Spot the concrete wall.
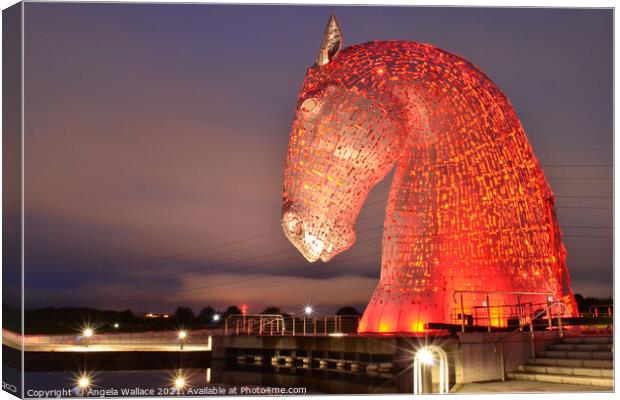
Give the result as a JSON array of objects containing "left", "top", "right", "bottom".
[
  {"left": 220, "top": 335, "right": 401, "bottom": 355},
  {"left": 455, "top": 331, "right": 559, "bottom": 383},
  {"left": 218, "top": 331, "right": 562, "bottom": 386}
]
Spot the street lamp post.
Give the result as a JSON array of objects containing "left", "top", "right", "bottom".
[
  {"left": 178, "top": 330, "right": 187, "bottom": 350},
  {"left": 304, "top": 306, "right": 313, "bottom": 336},
  {"left": 82, "top": 328, "right": 93, "bottom": 347}
]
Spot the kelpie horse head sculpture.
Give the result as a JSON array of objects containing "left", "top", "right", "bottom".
[{"left": 282, "top": 16, "right": 577, "bottom": 333}]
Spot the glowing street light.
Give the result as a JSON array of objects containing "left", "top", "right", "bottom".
[
  {"left": 113, "top": 323, "right": 120, "bottom": 329},
  {"left": 212, "top": 314, "right": 220, "bottom": 322},
  {"left": 82, "top": 327, "right": 94, "bottom": 347},
  {"left": 416, "top": 347, "right": 435, "bottom": 365},
  {"left": 413, "top": 345, "right": 449, "bottom": 394},
  {"left": 304, "top": 306, "right": 313, "bottom": 316},
  {"left": 178, "top": 330, "right": 187, "bottom": 349}
]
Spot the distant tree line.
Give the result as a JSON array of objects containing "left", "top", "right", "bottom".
[
  {"left": 573, "top": 293, "right": 613, "bottom": 314},
  {"left": 19, "top": 304, "right": 361, "bottom": 334}
]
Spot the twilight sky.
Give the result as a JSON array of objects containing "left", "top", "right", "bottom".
[{"left": 21, "top": 4, "right": 612, "bottom": 314}]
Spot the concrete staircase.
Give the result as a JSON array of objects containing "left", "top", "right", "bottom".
[{"left": 507, "top": 335, "right": 613, "bottom": 388}]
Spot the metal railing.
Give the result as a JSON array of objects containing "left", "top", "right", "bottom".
[
  {"left": 452, "top": 290, "right": 556, "bottom": 332},
  {"left": 224, "top": 314, "right": 286, "bottom": 335},
  {"left": 493, "top": 301, "right": 567, "bottom": 381},
  {"left": 224, "top": 314, "right": 359, "bottom": 336},
  {"left": 288, "top": 316, "right": 358, "bottom": 335},
  {"left": 589, "top": 304, "right": 613, "bottom": 317}
]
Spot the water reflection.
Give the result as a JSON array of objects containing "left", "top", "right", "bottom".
[{"left": 24, "top": 360, "right": 405, "bottom": 395}]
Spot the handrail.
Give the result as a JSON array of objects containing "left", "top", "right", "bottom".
[
  {"left": 494, "top": 301, "right": 567, "bottom": 381},
  {"left": 227, "top": 314, "right": 284, "bottom": 318},
  {"left": 452, "top": 290, "right": 555, "bottom": 303},
  {"left": 495, "top": 301, "right": 566, "bottom": 346},
  {"left": 453, "top": 290, "right": 556, "bottom": 332}
]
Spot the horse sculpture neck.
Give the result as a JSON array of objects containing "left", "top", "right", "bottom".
[{"left": 358, "top": 42, "right": 576, "bottom": 333}]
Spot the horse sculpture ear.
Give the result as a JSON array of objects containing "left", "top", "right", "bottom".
[{"left": 316, "top": 15, "right": 343, "bottom": 67}]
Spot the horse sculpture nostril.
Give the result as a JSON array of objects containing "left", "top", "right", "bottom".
[{"left": 284, "top": 213, "right": 303, "bottom": 237}]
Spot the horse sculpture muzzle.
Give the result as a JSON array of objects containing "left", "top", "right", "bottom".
[{"left": 281, "top": 199, "right": 355, "bottom": 262}]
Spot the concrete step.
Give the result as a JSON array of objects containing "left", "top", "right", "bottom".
[
  {"left": 537, "top": 350, "right": 613, "bottom": 360},
  {"left": 518, "top": 364, "right": 613, "bottom": 378},
  {"left": 563, "top": 336, "right": 613, "bottom": 345},
  {"left": 507, "top": 372, "right": 613, "bottom": 388},
  {"left": 528, "top": 357, "right": 612, "bottom": 369},
  {"left": 548, "top": 343, "right": 612, "bottom": 352}
]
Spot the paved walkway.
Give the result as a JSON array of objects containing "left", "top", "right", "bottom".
[{"left": 454, "top": 380, "right": 611, "bottom": 393}]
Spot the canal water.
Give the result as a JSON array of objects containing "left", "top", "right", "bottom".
[{"left": 18, "top": 358, "right": 406, "bottom": 396}]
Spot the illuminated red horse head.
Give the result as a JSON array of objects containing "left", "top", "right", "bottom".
[{"left": 282, "top": 16, "right": 577, "bottom": 333}]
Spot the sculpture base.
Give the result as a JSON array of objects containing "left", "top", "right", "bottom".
[{"left": 358, "top": 284, "right": 449, "bottom": 333}]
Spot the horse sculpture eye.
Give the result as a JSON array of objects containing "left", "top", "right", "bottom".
[{"left": 301, "top": 98, "right": 317, "bottom": 112}]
